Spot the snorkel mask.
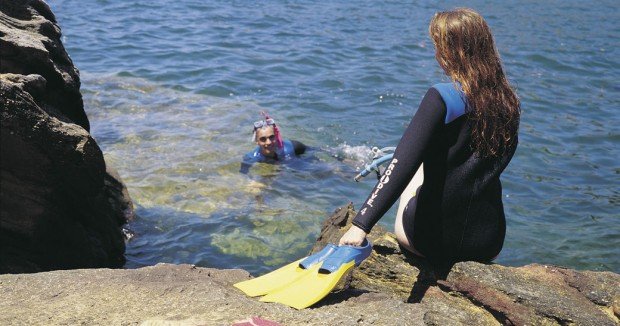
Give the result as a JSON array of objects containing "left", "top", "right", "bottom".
[{"left": 252, "top": 111, "right": 284, "bottom": 149}]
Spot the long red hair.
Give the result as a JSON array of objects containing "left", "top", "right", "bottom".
[{"left": 430, "top": 8, "right": 520, "bottom": 157}]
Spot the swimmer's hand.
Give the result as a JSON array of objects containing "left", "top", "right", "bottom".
[{"left": 339, "top": 225, "right": 367, "bottom": 246}]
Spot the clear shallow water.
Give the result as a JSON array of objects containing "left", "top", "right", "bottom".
[{"left": 50, "top": 0, "right": 619, "bottom": 274}]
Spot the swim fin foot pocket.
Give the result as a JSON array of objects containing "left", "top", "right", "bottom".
[{"left": 233, "top": 240, "right": 372, "bottom": 309}]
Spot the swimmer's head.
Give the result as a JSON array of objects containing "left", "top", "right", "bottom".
[{"left": 252, "top": 111, "right": 283, "bottom": 157}]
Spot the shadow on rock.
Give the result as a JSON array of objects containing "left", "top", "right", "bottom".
[{"left": 307, "top": 203, "right": 620, "bottom": 325}]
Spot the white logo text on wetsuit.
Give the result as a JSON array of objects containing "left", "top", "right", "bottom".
[{"left": 360, "top": 158, "right": 398, "bottom": 215}]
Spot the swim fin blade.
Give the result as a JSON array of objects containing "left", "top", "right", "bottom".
[
  {"left": 259, "top": 260, "right": 356, "bottom": 309},
  {"left": 259, "top": 240, "right": 372, "bottom": 309},
  {"left": 234, "top": 258, "right": 306, "bottom": 297},
  {"left": 234, "top": 244, "right": 337, "bottom": 297}
]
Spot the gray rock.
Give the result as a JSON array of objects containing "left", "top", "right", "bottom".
[
  {"left": 1, "top": 204, "right": 616, "bottom": 325},
  {"left": 317, "top": 203, "right": 620, "bottom": 325},
  {"left": 0, "top": 0, "right": 134, "bottom": 273},
  {"left": 442, "top": 262, "right": 619, "bottom": 326},
  {"left": 0, "top": 0, "right": 87, "bottom": 128},
  {"left": 0, "top": 263, "right": 427, "bottom": 326}
]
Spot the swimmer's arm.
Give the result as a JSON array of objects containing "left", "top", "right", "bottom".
[
  {"left": 291, "top": 140, "right": 307, "bottom": 156},
  {"left": 351, "top": 87, "right": 447, "bottom": 233},
  {"left": 239, "top": 153, "right": 257, "bottom": 174},
  {"left": 239, "top": 161, "right": 252, "bottom": 174}
]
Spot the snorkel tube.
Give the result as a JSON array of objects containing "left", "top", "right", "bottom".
[{"left": 354, "top": 147, "right": 396, "bottom": 182}]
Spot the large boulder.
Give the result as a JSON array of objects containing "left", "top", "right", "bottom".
[{"left": 0, "top": 0, "right": 134, "bottom": 273}]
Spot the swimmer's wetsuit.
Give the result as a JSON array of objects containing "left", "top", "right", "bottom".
[
  {"left": 239, "top": 139, "right": 307, "bottom": 174},
  {"left": 352, "top": 83, "right": 518, "bottom": 264}
]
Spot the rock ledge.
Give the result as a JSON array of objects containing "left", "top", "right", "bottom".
[{"left": 1, "top": 204, "right": 618, "bottom": 325}]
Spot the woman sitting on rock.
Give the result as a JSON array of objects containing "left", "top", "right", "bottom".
[
  {"left": 339, "top": 8, "right": 521, "bottom": 266},
  {"left": 240, "top": 112, "right": 307, "bottom": 174}
]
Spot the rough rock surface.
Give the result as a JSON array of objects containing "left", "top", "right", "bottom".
[
  {"left": 0, "top": 264, "right": 426, "bottom": 326},
  {"left": 1, "top": 204, "right": 617, "bottom": 325},
  {"left": 0, "top": 0, "right": 134, "bottom": 273},
  {"left": 312, "top": 204, "right": 620, "bottom": 325}
]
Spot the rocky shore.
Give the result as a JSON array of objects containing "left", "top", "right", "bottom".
[
  {"left": 1, "top": 204, "right": 618, "bottom": 325},
  {"left": 1, "top": 1, "right": 618, "bottom": 325}
]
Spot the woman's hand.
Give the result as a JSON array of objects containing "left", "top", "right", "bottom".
[{"left": 339, "top": 225, "right": 367, "bottom": 246}]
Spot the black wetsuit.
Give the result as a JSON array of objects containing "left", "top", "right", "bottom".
[{"left": 352, "top": 84, "right": 518, "bottom": 264}]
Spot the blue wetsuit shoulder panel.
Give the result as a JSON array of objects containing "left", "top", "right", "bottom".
[
  {"left": 245, "top": 146, "right": 265, "bottom": 163},
  {"left": 432, "top": 82, "right": 467, "bottom": 124},
  {"left": 281, "top": 139, "right": 295, "bottom": 159}
]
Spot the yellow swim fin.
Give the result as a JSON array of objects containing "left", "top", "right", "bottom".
[
  {"left": 234, "top": 258, "right": 308, "bottom": 297},
  {"left": 234, "top": 244, "right": 337, "bottom": 297},
  {"left": 259, "top": 260, "right": 355, "bottom": 309},
  {"left": 257, "top": 240, "right": 372, "bottom": 309},
  {"left": 235, "top": 240, "right": 372, "bottom": 309}
]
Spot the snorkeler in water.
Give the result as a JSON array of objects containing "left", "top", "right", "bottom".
[{"left": 240, "top": 112, "right": 307, "bottom": 174}]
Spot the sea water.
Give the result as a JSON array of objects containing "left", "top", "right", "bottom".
[{"left": 49, "top": 0, "right": 619, "bottom": 274}]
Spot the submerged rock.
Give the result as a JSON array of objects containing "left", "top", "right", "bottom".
[{"left": 0, "top": 0, "right": 134, "bottom": 273}]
